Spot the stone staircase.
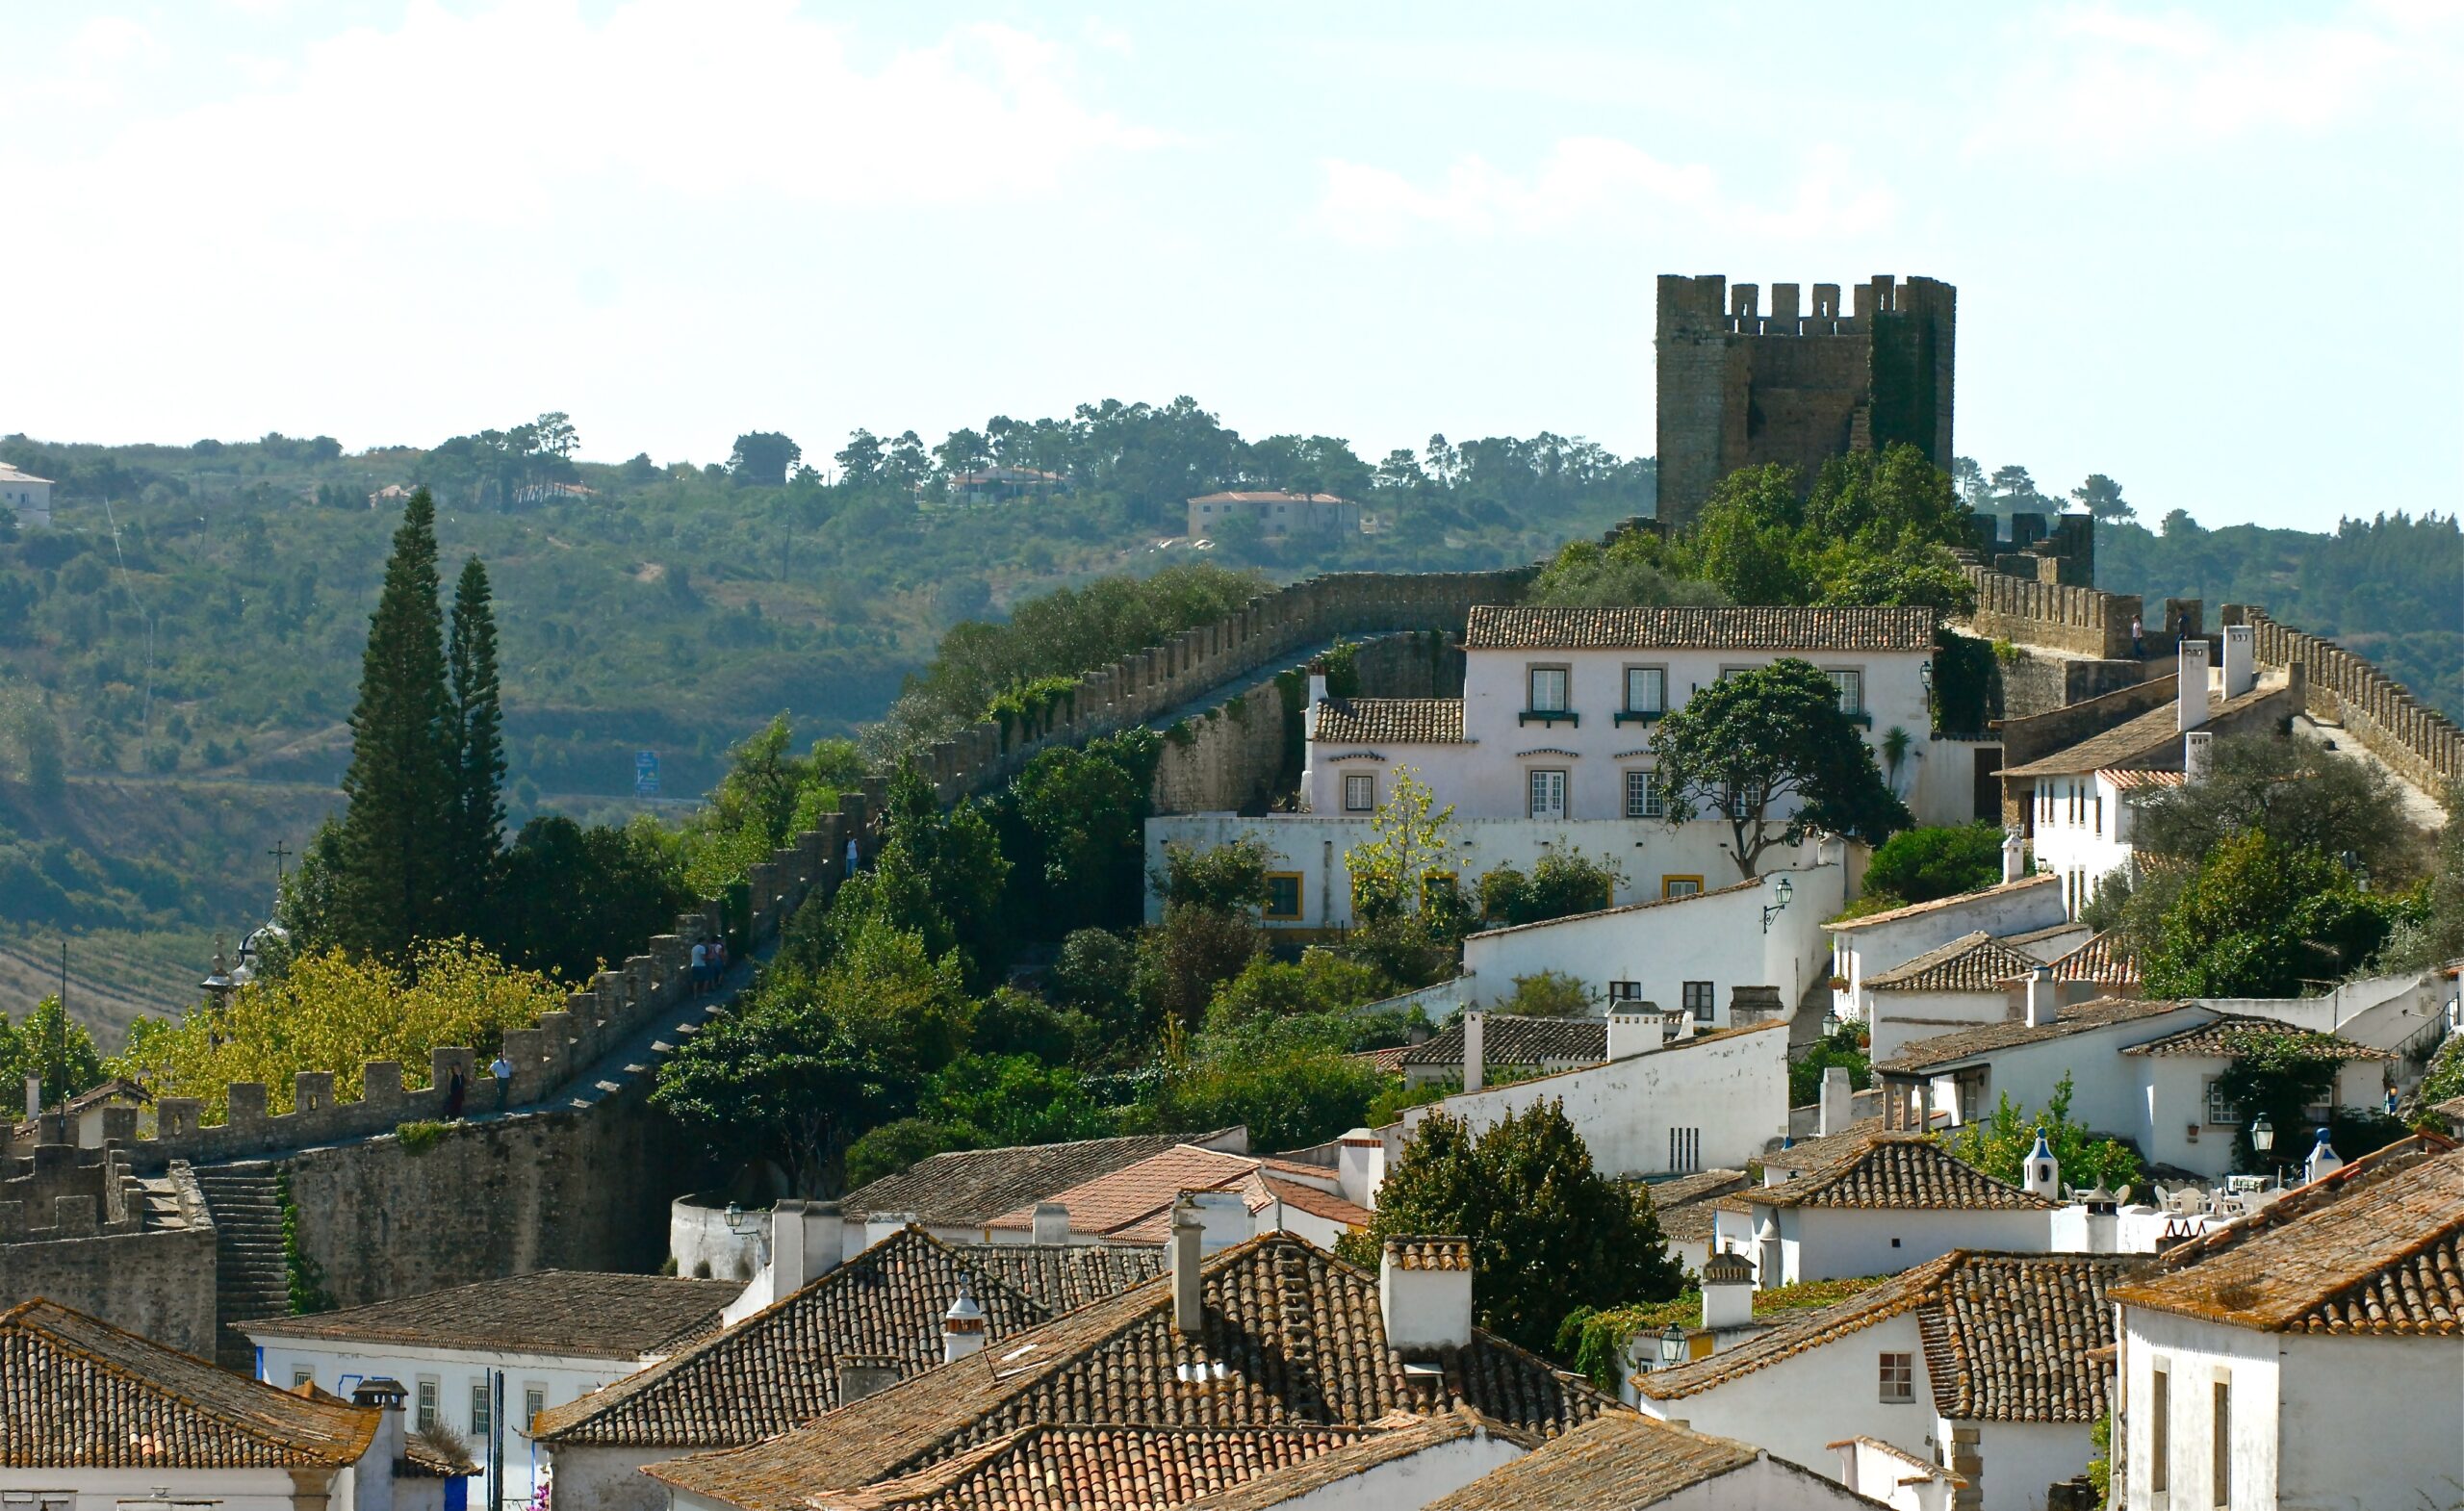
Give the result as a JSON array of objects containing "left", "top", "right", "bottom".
[{"left": 193, "top": 1162, "right": 291, "bottom": 1372}]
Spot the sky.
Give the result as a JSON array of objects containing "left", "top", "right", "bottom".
[{"left": 5, "top": 1, "right": 2459, "bottom": 531}]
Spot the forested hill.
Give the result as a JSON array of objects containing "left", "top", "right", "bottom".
[
  {"left": 2095, "top": 512, "right": 2461, "bottom": 725},
  {"left": 0, "top": 403, "right": 1652, "bottom": 991}
]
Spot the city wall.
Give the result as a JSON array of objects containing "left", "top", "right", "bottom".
[
  {"left": 2229, "top": 604, "right": 2464, "bottom": 794},
  {"left": 0, "top": 1162, "right": 218, "bottom": 1356}
]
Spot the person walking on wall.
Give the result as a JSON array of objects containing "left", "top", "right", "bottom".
[
  {"left": 490, "top": 1051, "right": 513, "bottom": 1112},
  {"left": 2131, "top": 614, "right": 2143, "bottom": 656},
  {"left": 444, "top": 1064, "right": 467, "bottom": 1120},
  {"left": 690, "top": 938, "right": 709, "bottom": 995}
]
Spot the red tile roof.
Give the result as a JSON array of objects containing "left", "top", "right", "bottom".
[
  {"left": 1750, "top": 1133, "right": 2053, "bottom": 1212},
  {"left": 1311, "top": 698, "right": 1466, "bottom": 745},
  {"left": 239, "top": 1269, "right": 738, "bottom": 1359}
]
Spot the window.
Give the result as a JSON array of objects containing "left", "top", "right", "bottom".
[
  {"left": 292, "top": 1367, "right": 316, "bottom": 1390},
  {"left": 2212, "top": 1376, "right": 2231, "bottom": 1508},
  {"left": 1608, "top": 980, "right": 1644, "bottom": 1002},
  {"left": 1527, "top": 666, "right": 1570, "bottom": 713},
  {"left": 2203, "top": 1078, "right": 2242, "bottom": 1126},
  {"left": 1624, "top": 769, "right": 1665, "bottom": 819},
  {"left": 1682, "top": 981, "right": 1714, "bottom": 1021},
  {"left": 1528, "top": 769, "right": 1568, "bottom": 820},
  {"left": 2151, "top": 1365, "right": 2171, "bottom": 1496},
  {"left": 1263, "top": 873, "right": 1304, "bottom": 921},
  {"left": 1667, "top": 1127, "right": 1701, "bottom": 1171},
  {"left": 471, "top": 1378, "right": 493, "bottom": 1440},
  {"left": 1663, "top": 876, "right": 1704, "bottom": 900},
  {"left": 1624, "top": 666, "right": 1666, "bottom": 714},
  {"left": 415, "top": 1377, "right": 440, "bottom": 1433},
  {"left": 523, "top": 1385, "right": 547, "bottom": 1437},
  {"left": 2092, "top": 792, "right": 2104, "bottom": 835},
  {"left": 1343, "top": 773, "right": 1376, "bottom": 812},
  {"left": 1878, "top": 1351, "right": 1914, "bottom": 1403},
  {"left": 1828, "top": 668, "right": 1864, "bottom": 714}
]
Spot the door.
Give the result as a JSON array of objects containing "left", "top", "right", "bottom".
[
  {"left": 1972, "top": 747, "right": 2003, "bottom": 824},
  {"left": 1528, "top": 769, "right": 1567, "bottom": 820}
]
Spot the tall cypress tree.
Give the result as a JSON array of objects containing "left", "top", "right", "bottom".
[
  {"left": 446, "top": 555, "right": 507, "bottom": 934},
  {"left": 335, "top": 487, "right": 456, "bottom": 959}
]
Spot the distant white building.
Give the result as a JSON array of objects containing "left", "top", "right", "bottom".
[
  {"left": 1829, "top": 873, "right": 2072, "bottom": 1026},
  {"left": 1186, "top": 489, "right": 1358, "bottom": 539},
  {"left": 1711, "top": 1131, "right": 2058, "bottom": 1286},
  {"left": 0, "top": 462, "right": 52, "bottom": 527},
  {"left": 2109, "top": 1138, "right": 2464, "bottom": 1510}
]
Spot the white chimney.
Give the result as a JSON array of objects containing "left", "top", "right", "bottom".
[
  {"left": 781, "top": 1200, "right": 845, "bottom": 1300},
  {"left": 1170, "top": 1195, "right": 1204, "bottom": 1335},
  {"left": 2002, "top": 827, "right": 2026, "bottom": 884},
  {"left": 1030, "top": 1202, "right": 1071, "bottom": 1246},
  {"left": 2303, "top": 1127, "right": 2344, "bottom": 1186},
  {"left": 350, "top": 1378, "right": 410, "bottom": 1484},
  {"left": 2022, "top": 1129, "right": 2061, "bottom": 1201},
  {"left": 1607, "top": 1012, "right": 1656, "bottom": 1063},
  {"left": 1187, "top": 1188, "right": 1251, "bottom": 1251},
  {"left": 2185, "top": 730, "right": 2215, "bottom": 783},
  {"left": 2222, "top": 624, "right": 2256, "bottom": 700},
  {"left": 1336, "top": 1129, "right": 1385, "bottom": 1212},
  {"left": 1307, "top": 662, "right": 1328, "bottom": 707},
  {"left": 1461, "top": 1012, "right": 1486, "bottom": 1092},
  {"left": 22, "top": 1074, "right": 37, "bottom": 1120},
  {"left": 862, "top": 1211, "right": 916, "bottom": 1251},
  {"left": 1379, "top": 1237, "right": 1474, "bottom": 1352},
  {"left": 1699, "top": 1249, "right": 1754, "bottom": 1331},
  {"left": 2177, "top": 640, "right": 2213, "bottom": 730},
  {"left": 942, "top": 1282, "right": 988, "bottom": 1364},
  {"left": 1817, "top": 1065, "right": 1854, "bottom": 1139},
  {"left": 2024, "top": 964, "right": 2058, "bottom": 1028}
]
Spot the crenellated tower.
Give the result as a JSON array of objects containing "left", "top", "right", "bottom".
[{"left": 1655, "top": 273, "right": 1956, "bottom": 527}]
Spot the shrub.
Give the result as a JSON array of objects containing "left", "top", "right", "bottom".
[
  {"left": 396, "top": 1120, "right": 448, "bottom": 1155},
  {"left": 1862, "top": 823, "right": 2004, "bottom": 905}
]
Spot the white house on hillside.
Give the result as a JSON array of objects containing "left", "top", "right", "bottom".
[
  {"left": 1712, "top": 1131, "right": 2058, "bottom": 1286},
  {"left": 0, "top": 463, "right": 52, "bottom": 527}
]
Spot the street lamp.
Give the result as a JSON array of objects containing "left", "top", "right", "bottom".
[
  {"left": 1761, "top": 876, "right": 1795, "bottom": 935},
  {"left": 2251, "top": 1116, "right": 2280, "bottom": 1190},
  {"left": 1658, "top": 1323, "right": 1688, "bottom": 1369}
]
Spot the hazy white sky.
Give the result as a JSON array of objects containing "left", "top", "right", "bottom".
[{"left": 6, "top": 1, "right": 2458, "bottom": 529}]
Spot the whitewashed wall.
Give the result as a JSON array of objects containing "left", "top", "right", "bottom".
[
  {"left": 1834, "top": 878, "right": 2069, "bottom": 1022},
  {"left": 2028, "top": 770, "right": 2140, "bottom": 918},
  {"left": 547, "top": 1445, "right": 672, "bottom": 1511},
  {"left": 1243, "top": 1432, "right": 1528, "bottom": 1511},
  {"left": 1403, "top": 1022, "right": 1788, "bottom": 1178},
  {"left": 1868, "top": 986, "right": 2010, "bottom": 1063},
  {"left": 1460, "top": 863, "right": 1843, "bottom": 1026},
  {"left": 1771, "top": 1205, "right": 2054, "bottom": 1285},
  {"left": 1640, "top": 1312, "right": 1936, "bottom": 1483},
  {"left": 2118, "top": 1307, "right": 2283, "bottom": 1511}
]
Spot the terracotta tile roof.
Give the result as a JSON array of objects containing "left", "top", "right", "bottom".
[
  {"left": 983, "top": 1147, "right": 1364, "bottom": 1242},
  {"left": 2042, "top": 930, "right": 2141, "bottom": 987},
  {"left": 808, "top": 1421, "right": 1370, "bottom": 1511},
  {"left": 2002, "top": 681, "right": 2285, "bottom": 778},
  {"left": 0, "top": 1298, "right": 377, "bottom": 1470},
  {"left": 1874, "top": 997, "right": 2194, "bottom": 1075},
  {"left": 1260, "top": 1175, "right": 1373, "bottom": 1229},
  {"left": 1762, "top": 1120, "right": 1885, "bottom": 1181},
  {"left": 1463, "top": 604, "right": 1936, "bottom": 653},
  {"left": 1190, "top": 491, "right": 1348, "bottom": 505},
  {"left": 2137, "top": 1133, "right": 2454, "bottom": 1276},
  {"left": 2118, "top": 1015, "right": 2391, "bottom": 1061},
  {"left": 2117, "top": 1144, "right": 2464, "bottom": 1334},
  {"left": 2103, "top": 768, "right": 2185, "bottom": 789},
  {"left": 1180, "top": 1409, "right": 1537, "bottom": 1511},
  {"left": 238, "top": 1269, "right": 737, "bottom": 1359},
  {"left": 1828, "top": 874, "right": 2060, "bottom": 934},
  {"left": 646, "top": 1235, "right": 1609, "bottom": 1511},
  {"left": 1348, "top": 1043, "right": 1413, "bottom": 1075},
  {"left": 1417, "top": 1409, "right": 1764, "bottom": 1510},
  {"left": 532, "top": 1228, "right": 1161, "bottom": 1449},
  {"left": 1385, "top": 1237, "right": 1473, "bottom": 1271},
  {"left": 843, "top": 1134, "right": 1217, "bottom": 1224},
  {"left": 1751, "top": 1132, "right": 2053, "bottom": 1211},
  {"left": 1862, "top": 932, "right": 2042, "bottom": 993},
  {"left": 1310, "top": 698, "right": 1465, "bottom": 745},
  {"left": 1640, "top": 1252, "right": 2133, "bottom": 1416},
  {"left": 1399, "top": 1015, "right": 1607, "bottom": 1068},
  {"left": 1634, "top": 1169, "right": 1751, "bottom": 1243}
]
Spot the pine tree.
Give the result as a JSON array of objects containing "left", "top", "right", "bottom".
[
  {"left": 446, "top": 555, "right": 506, "bottom": 933},
  {"left": 334, "top": 487, "right": 456, "bottom": 959}
]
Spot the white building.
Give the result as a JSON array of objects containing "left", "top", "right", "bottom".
[
  {"left": 1874, "top": 997, "right": 2392, "bottom": 1180},
  {"left": 1301, "top": 603, "right": 1965, "bottom": 826},
  {"left": 1398, "top": 1017, "right": 1789, "bottom": 1183},
  {"left": 1829, "top": 874, "right": 2071, "bottom": 1026},
  {"left": 1458, "top": 859, "right": 1843, "bottom": 1029},
  {"left": 1424, "top": 1409, "right": 1890, "bottom": 1511},
  {"left": 1636, "top": 1250, "right": 2132, "bottom": 1511},
  {"left": 241, "top": 1269, "right": 737, "bottom": 1511},
  {"left": 1712, "top": 1131, "right": 2058, "bottom": 1286},
  {"left": 3, "top": 1296, "right": 468, "bottom": 1510},
  {"left": 0, "top": 462, "right": 52, "bottom": 527},
  {"left": 1186, "top": 489, "right": 1358, "bottom": 539},
  {"left": 1859, "top": 930, "right": 2057, "bottom": 1064},
  {"left": 2108, "top": 1140, "right": 2464, "bottom": 1510}
]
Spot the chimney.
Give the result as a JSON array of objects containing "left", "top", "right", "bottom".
[
  {"left": 2024, "top": 964, "right": 2058, "bottom": 1029},
  {"left": 1461, "top": 1011, "right": 1486, "bottom": 1092},
  {"left": 834, "top": 1355, "right": 904, "bottom": 1404},
  {"left": 2303, "top": 1127, "right": 2344, "bottom": 1186},
  {"left": 1699, "top": 1249, "right": 1754, "bottom": 1331},
  {"left": 21, "top": 1074, "right": 36, "bottom": 1122},
  {"left": 2185, "top": 730, "right": 2214, "bottom": 783},
  {"left": 2002, "top": 827, "right": 2026, "bottom": 884},
  {"left": 942, "top": 1282, "right": 988, "bottom": 1364},
  {"left": 1336, "top": 1129, "right": 1386, "bottom": 1212},
  {"left": 1306, "top": 659, "right": 1328, "bottom": 708},
  {"left": 1187, "top": 1188, "right": 1251, "bottom": 1251},
  {"left": 1606, "top": 1012, "right": 1656, "bottom": 1063},
  {"left": 1170, "top": 1195, "right": 1204, "bottom": 1335},
  {"left": 1030, "top": 1201, "right": 1071, "bottom": 1246},
  {"left": 1379, "top": 1237, "right": 1474, "bottom": 1352},
  {"left": 2177, "top": 640, "right": 2213, "bottom": 730},
  {"left": 1817, "top": 1065, "right": 1854, "bottom": 1139},
  {"left": 2221, "top": 624, "right": 2256, "bottom": 700},
  {"left": 2022, "top": 1128, "right": 2061, "bottom": 1201},
  {"left": 350, "top": 1377, "right": 409, "bottom": 1476},
  {"left": 769, "top": 1199, "right": 845, "bottom": 1305}
]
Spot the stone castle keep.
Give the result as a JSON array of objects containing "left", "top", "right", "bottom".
[{"left": 1656, "top": 273, "right": 1957, "bottom": 525}]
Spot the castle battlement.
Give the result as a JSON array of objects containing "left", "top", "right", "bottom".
[{"left": 1657, "top": 273, "right": 1956, "bottom": 339}]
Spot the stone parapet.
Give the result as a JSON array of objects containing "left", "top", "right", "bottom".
[{"left": 2228, "top": 604, "right": 2464, "bottom": 792}]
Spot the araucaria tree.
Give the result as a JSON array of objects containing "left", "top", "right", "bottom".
[
  {"left": 1339, "top": 1100, "right": 1683, "bottom": 1357},
  {"left": 445, "top": 556, "right": 506, "bottom": 928},
  {"left": 1647, "top": 657, "right": 1909, "bottom": 877},
  {"left": 334, "top": 488, "right": 461, "bottom": 958}
]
